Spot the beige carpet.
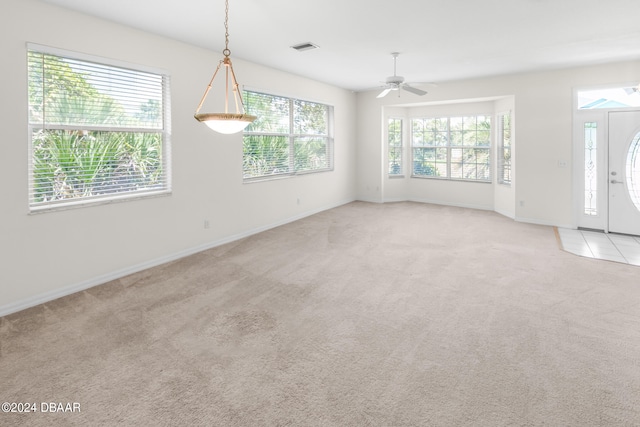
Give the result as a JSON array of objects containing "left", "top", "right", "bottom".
[{"left": 2, "top": 201, "right": 639, "bottom": 426}]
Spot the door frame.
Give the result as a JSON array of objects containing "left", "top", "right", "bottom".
[
  {"left": 607, "top": 110, "right": 640, "bottom": 235},
  {"left": 572, "top": 85, "right": 640, "bottom": 232}
]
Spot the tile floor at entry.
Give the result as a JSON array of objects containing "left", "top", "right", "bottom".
[{"left": 557, "top": 228, "right": 640, "bottom": 266}]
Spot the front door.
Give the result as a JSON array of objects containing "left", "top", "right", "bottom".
[{"left": 609, "top": 111, "right": 640, "bottom": 235}]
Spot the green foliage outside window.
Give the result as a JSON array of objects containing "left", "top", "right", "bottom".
[
  {"left": 388, "top": 118, "right": 403, "bottom": 175},
  {"left": 243, "top": 90, "right": 333, "bottom": 180},
  {"left": 498, "top": 113, "right": 512, "bottom": 185},
  {"left": 411, "top": 115, "right": 491, "bottom": 181},
  {"left": 28, "top": 50, "right": 166, "bottom": 206}
]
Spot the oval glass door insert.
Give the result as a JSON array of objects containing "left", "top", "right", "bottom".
[{"left": 627, "top": 132, "right": 640, "bottom": 212}]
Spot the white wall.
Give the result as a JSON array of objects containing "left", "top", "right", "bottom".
[
  {"left": 0, "top": 0, "right": 357, "bottom": 315},
  {"left": 356, "top": 94, "right": 385, "bottom": 203},
  {"left": 357, "top": 60, "right": 640, "bottom": 226}
]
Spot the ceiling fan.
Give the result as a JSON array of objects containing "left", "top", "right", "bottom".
[{"left": 377, "top": 52, "right": 429, "bottom": 98}]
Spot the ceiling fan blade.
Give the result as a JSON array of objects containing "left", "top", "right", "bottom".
[
  {"left": 377, "top": 88, "right": 392, "bottom": 98},
  {"left": 402, "top": 85, "right": 427, "bottom": 96}
]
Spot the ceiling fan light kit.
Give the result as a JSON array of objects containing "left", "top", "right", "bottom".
[{"left": 377, "top": 52, "right": 428, "bottom": 99}]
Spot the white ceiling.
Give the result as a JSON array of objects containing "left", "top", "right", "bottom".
[{"left": 40, "top": 0, "right": 640, "bottom": 92}]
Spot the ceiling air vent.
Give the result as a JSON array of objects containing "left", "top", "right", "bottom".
[{"left": 291, "top": 42, "right": 319, "bottom": 52}]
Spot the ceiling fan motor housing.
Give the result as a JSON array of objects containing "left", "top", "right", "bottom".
[{"left": 386, "top": 75, "right": 405, "bottom": 85}]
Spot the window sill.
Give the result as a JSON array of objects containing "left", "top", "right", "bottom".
[
  {"left": 243, "top": 168, "right": 333, "bottom": 184},
  {"left": 29, "top": 190, "right": 172, "bottom": 214},
  {"left": 410, "top": 175, "right": 492, "bottom": 184}
]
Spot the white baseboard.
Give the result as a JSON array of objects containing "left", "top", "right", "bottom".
[
  {"left": 0, "top": 198, "right": 355, "bottom": 317},
  {"left": 356, "top": 196, "right": 383, "bottom": 204},
  {"left": 407, "top": 197, "right": 494, "bottom": 211},
  {"left": 494, "top": 207, "right": 515, "bottom": 219},
  {"left": 372, "top": 198, "right": 569, "bottom": 229},
  {"left": 514, "top": 215, "right": 572, "bottom": 229}
]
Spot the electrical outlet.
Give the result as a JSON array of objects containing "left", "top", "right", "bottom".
[{"left": 204, "top": 220, "right": 210, "bottom": 229}]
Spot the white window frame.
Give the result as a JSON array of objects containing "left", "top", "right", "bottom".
[
  {"left": 27, "top": 44, "right": 171, "bottom": 213},
  {"left": 388, "top": 117, "right": 404, "bottom": 177},
  {"left": 410, "top": 115, "right": 492, "bottom": 182},
  {"left": 497, "top": 111, "right": 512, "bottom": 186},
  {"left": 571, "top": 83, "right": 640, "bottom": 231},
  {"left": 242, "top": 90, "right": 334, "bottom": 182}
]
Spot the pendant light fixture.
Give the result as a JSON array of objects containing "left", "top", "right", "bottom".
[{"left": 194, "top": 0, "right": 256, "bottom": 134}]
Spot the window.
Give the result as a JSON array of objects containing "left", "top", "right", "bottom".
[
  {"left": 27, "top": 45, "right": 170, "bottom": 212},
  {"left": 626, "top": 131, "right": 640, "bottom": 212},
  {"left": 497, "top": 112, "right": 512, "bottom": 185},
  {"left": 411, "top": 115, "right": 491, "bottom": 181},
  {"left": 388, "top": 118, "right": 403, "bottom": 176},
  {"left": 578, "top": 87, "right": 640, "bottom": 109},
  {"left": 584, "top": 122, "right": 598, "bottom": 215},
  {"left": 242, "top": 90, "right": 333, "bottom": 180}
]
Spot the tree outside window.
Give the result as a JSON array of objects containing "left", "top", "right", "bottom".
[
  {"left": 411, "top": 115, "right": 491, "bottom": 182},
  {"left": 28, "top": 48, "right": 170, "bottom": 211},
  {"left": 243, "top": 91, "right": 333, "bottom": 180},
  {"left": 388, "top": 118, "right": 403, "bottom": 176}
]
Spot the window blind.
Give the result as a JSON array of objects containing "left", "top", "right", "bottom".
[
  {"left": 243, "top": 90, "right": 333, "bottom": 180},
  {"left": 27, "top": 46, "right": 171, "bottom": 211}
]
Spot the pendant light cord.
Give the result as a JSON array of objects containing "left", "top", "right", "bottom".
[
  {"left": 223, "top": 0, "right": 231, "bottom": 57},
  {"left": 194, "top": 0, "right": 255, "bottom": 122}
]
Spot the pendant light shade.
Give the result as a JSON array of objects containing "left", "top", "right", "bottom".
[
  {"left": 196, "top": 113, "right": 256, "bottom": 134},
  {"left": 194, "top": 0, "right": 256, "bottom": 134}
]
